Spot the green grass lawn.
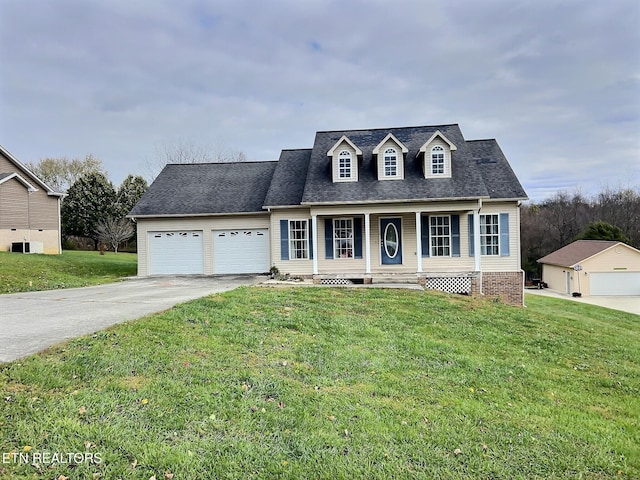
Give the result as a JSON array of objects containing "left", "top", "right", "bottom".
[
  {"left": 0, "top": 250, "right": 137, "bottom": 294},
  {"left": 1, "top": 288, "right": 638, "bottom": 479}
]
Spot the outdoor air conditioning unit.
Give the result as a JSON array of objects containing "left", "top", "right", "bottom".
[{"left": 11, "top": 241, "right": 44, "bottom": 254}]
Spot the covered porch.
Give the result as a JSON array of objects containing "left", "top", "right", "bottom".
[{"left": 307, "top": 200, "right": 485, "bottom": 293}]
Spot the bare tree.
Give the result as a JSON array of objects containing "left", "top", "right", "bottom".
[
  {"left": 26, "top": 155, "right": 106, "bottom": 192},
  {"left": 95, "top": 217, "right": 135, "bottom": 254},
  {"left": 144, "top": 138, "right": 247, "bottom": 181}
]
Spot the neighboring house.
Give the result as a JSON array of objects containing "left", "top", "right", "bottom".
[
  {"left": 537, "top": 240, "right": 640, "bottom": 296},
  {"left": 129, "top": 124, "right": 528, "bottom": 304},
  {"left": 0, "top": 145, "right": 64, "bottom": 254}
]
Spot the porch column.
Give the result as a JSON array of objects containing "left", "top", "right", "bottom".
[
  {"left": 364, "top": 213, "right": 371, "bottom": 274},
  {"left": 415, "top": 211, "right": 423, "bottom": 273},
  {"left": 473, "top": 210, "right": 481, "bottom": 272},
  {"left": 311, "top": 215, "right": 318, "bottom": 275}
]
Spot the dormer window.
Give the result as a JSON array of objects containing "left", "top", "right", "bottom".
[
  {"left": 431, "top": 146, "right": 445, "bottom": 175},
  {"left": 383, "top": 148, "right": 398, "bottom": 177},
  {"left": 338, "top": 150, "right": 353, "bottom": 179},
  {"left": 418, "top": 130, "right": 456, "bottom": 179},
  {"left": 328, "top": 135, "right": 362, "bottom": 182},
  {"left": 373, "top": 133, "right": 407, "bottom": 180}
]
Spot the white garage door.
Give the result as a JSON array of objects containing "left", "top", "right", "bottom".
[
  {"left": 590, "top": 272, "right": 640, "bottom": 296},
  {"left": 214, "top": 229, "right": 270, "bottom": 274},
  {"left": 148, "top": 231, "right": 204, "bottom": 275}
]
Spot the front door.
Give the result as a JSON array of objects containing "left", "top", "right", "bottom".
[{"left": 380, "top": 218, "right": 402, "bottom": 265}]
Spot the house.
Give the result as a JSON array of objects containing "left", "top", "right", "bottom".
[
  {"left": 0, "top": 145, "right": 64, "bottom": 254},
  {"left": 537, "top": 240, "right": 640, "bottom": 296},
  {"left": 129, "top": 124, "right": 528, "bottom": 304}
]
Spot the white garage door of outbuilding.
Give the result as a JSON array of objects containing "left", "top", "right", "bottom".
[
  {"left": 590, "top": 272, "right": 640, "bottom": 296},
  {"left": 148, "top": 231, "right": 204, "bottom": 275},
  {"left": 214, "top": 229, "right": 270, "bottom": 274}
]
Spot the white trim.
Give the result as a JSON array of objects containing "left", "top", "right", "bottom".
[
  {"left": 473, "top": 210, "right": 481, "bottom": 272},
  {"left": 327, "top": 135, "right": 363, "bottom": 156},
  {"left": 417, "top": 130, "right": 458, "bottom": 154},
  {"left": 333, "top": 217, "right": 355, "bottom": 259},
  {"left": 0, "top": 144, "right": 58, "bottom": 193},
  {"left": 288, "top": 219, "right": 310, "bottom": 260},
  {"left": 364, "top": 213, "right": 371, "bottom": 274},
  {"left": 372, "top": 133, "right": 409, "bottom": 154},
  {"left": 379, "top": 216, "right": 403, "bottom": 266},
  {"left": 0, "top": 172, "right": 38, "bottom": 192},
  {"left": 415, "top": 211, "right": 422, "bottom": 273},
  {"left": 312, "top": 215, "right": 318, "bottom": 274},
  {"left": 429, "top": 214, "right": 452, "bottom": 257}
]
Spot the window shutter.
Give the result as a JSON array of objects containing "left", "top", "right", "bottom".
[
  {"left": 499, "top": 213, "right": 510, "bottom": 256},
  {"left": 354, "top": 218, "right": 363, "bottom": 259},
  {"left": 421, "top": 215, "right": 430, "bottom": 257},
  {"left": 451, "top": 214, "right": 460, "bottom": 257},
  {"left": 324, "top": 218, "right": 333, "bottom": 259},
  {"left": 468, "top": 214, "right": 475, "bottom": 257},
  {"left": 308, "top": 219, "right": 313, "bottom": 260},
  {"left": 280, "top": 220, "right": 289, "bottom": 260}
]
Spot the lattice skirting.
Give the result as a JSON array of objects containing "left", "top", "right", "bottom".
[
  {"left": 424, "top": 276, "right": 472, "bottom": 294},
  {"left": 320, "top": 278, "right": 354, "bottom": 286}
]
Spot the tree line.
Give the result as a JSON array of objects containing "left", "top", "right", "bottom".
[
  {"left": 27, "top": 156, "right": 148, "bottom": 253},
  {"left": 521, "top": 187, "right": 640, "bottom": 278}
]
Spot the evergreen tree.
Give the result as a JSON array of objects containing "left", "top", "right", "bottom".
[{"left": 62, "top": 172, "right": 117, "bottom": 249}]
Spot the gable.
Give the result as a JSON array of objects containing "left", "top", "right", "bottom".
[
  {"left": 0, "top": 172, "right": 37, "bottom": 191},
  {"left": 0, "top": 145, "right": 60, "bottom": 195},
  {"left": 373, "top": 133, "right": 408, "bottom": 180},
  {"left": 537, "top": 240, "right": 624, "bottom": 267}
]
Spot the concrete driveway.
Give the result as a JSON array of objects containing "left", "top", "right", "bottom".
[
  {"left": 0, "top": 276, "right": 262, "bottom": 363},
  {"left": 526, "top": 289, "right": 640, "bottom": 316}
]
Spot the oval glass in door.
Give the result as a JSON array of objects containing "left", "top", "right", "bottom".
[{"left": 384, "top": 222, "right": 399, "bottom": 258}]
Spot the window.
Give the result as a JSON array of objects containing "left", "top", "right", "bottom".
[
  {"left": 430, "top": 215, "right": 451, "bottom": 256},
  {"left": 383, "top": 148, "right": 397, "bottom": 177},
  {"left": 338, "top": 150, "right": 352, "bottom": 178},
  {"left": 333, "top": 218, "right": 354, "bottom": 258},
  {"left": 431, "top": 145, "right": 445, "bottom": 175},
  {"left": 480, "top": 214, "right": 499, "bottom": 255},
  {"left": 289, "top": 220, "right": 309, "bottom": 259}
]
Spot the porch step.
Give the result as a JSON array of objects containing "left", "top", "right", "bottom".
[{"left": 371, "top": 274, "right": 420, "bottom": 284}]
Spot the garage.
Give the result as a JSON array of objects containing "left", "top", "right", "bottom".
[
  {"left": 214, "top": 229, "right": 270, "bottom": 274},
  {"left": 590, "top": 272, "right": 640, "bottom": 296},
  {"left": 148, "top": 231, "right": 204, "bottom": 275}
]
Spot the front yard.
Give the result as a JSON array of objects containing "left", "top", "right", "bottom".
[
  {"left": 0, "top": 251, "right": 137, "bottom": 294},
  {"left": 1, "top": 287, "right": 638, "bottom": 479}
]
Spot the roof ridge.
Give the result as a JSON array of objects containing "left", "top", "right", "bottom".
[
  {"left": 166, "top": 160, "right": 277, "bottom": 166},
  {"left": 315, "top": 123, "right": 460, "bottom": 134}
]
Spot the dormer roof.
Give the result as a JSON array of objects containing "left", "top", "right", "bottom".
[
  {"left": 418, "top": 130, "right": 457, "bottom": 155},
  {"left": 327, "top": 135, "right": 363, "bottom": 156},
  {"left": 372, "top": 133, "right": 409, "bottom": 154}
]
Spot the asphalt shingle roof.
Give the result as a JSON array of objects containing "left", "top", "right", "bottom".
[
  {"left": 263, "top": 149, "right": 312, "bottom": 207},
  {"left": 537, "top": 240, "right": 622, "bottom": 266},
  {"left": 130, "top": 124, "right": 527, "bottom": 217},
  {"left": 301, "top": 124, "right": 527, "bottom": 204},
  {"left": 129, "top": 162, "right": 277, "bottom": 216}
]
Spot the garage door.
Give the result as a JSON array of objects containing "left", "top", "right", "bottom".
[
  {"left": 590, "top": 272, "right": 640, "bottom": 296},
  {"left": 213, "top": 229, "right": 269, "bottom": 274},
  {"left": 148, "top": 231, "right": 204, "bottom": 275}
]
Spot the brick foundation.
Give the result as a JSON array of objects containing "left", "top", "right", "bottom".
[{"left": 480, "top": 271, "right": 524, "bottom": 306}]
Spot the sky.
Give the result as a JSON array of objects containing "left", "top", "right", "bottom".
[{"left": 1, "top": 0, "right": 638, "bottom": 202}]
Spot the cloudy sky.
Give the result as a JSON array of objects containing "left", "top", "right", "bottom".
[{"left": 1, "top": 0, "right": 638, "bottom": 201}]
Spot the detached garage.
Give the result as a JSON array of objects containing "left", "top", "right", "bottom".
[
  {"left": 129, "top": 162, "right": 277, "bottom": 276},
  {"left": 538, "top": 240, "right": 640, "bottom": 296}
]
